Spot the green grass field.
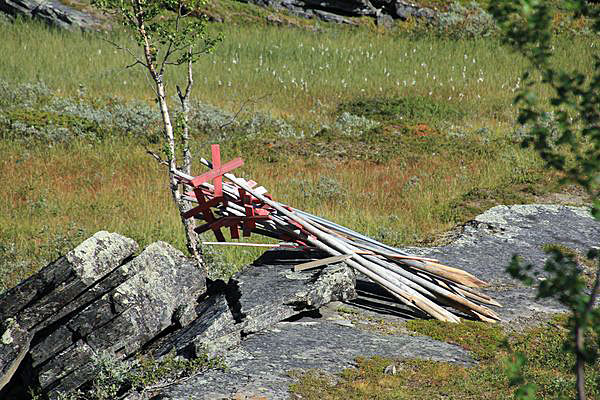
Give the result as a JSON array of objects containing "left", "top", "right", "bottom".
[{"left": 1, "top": 12, "right": 595, "bottom": 285}]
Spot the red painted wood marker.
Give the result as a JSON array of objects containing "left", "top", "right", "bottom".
[{"left": 182, "top": 144, "right": 272, "bottom": 242}]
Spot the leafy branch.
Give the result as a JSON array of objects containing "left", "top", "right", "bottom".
[{"left": 489, "top": 1, "right": 600, "bottom": 398}]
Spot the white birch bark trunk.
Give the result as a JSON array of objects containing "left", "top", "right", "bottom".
[{"left": 135, "top": 4, "right": 206, "bottom": 274}]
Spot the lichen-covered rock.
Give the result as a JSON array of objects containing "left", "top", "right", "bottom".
[
  {"left": 393, "top": 0, "right": 437, "bottom": 21},
  {"left": 0, "top": 231, "right": 138, "bottom": 332},
  {"left": 160, "top": 293, "right": 240, "bottom": 359},
  {"left": 156, "top": 250, "right": 357, "bottom": 359},
  {"left": 236, "top": 257, "right": 356, "bottom": 334},
  {"left": 0, "top": 0, "right": 101, "bottom": 30},
  {"left": 28, "top": 241, "right": 206, "bottom": 397},
  {"left": 0, "top": 319, "right": 31, "bottom": 392},
  {"left": 0, "top": 232, "right": 139, "bottom": 395},
  {"left": 420, "top": 205, "right": 600, "bottom": 327}
]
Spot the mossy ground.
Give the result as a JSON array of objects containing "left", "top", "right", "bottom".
[{"left": 289, "top": 315, "right": 600, "bottom": 400}]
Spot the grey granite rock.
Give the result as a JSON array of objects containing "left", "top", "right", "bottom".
[
  {"left": 0, "top": 231, "right": 138, "bottom": 332},
  {"left": 0, "top": 0, "right": 101, "bottom": 30},
  {"left": 151, "top": 204, "right": 599, "bottom": 399},
  {"left": 155, "top": 251, "right": 357, "bottom": 359},
  {"left": 241, "top": 0, "right": 438, "bottom": 24},
  {"left": 4, "top": 205, "right": 597, "bottom": 399},
  {"left": 393, "top": 0, "right": 436, "bottom": 21},
  {"left": 404, "top": 204, "right": 599, "bottom": 325},
  {"left": 0, "top": 319, "right": 31, "bottom": 392},
  {"left": 0, "top": 231, "right": 138, "bottom": 394},
  {"left": 377, "top": 12, "right": 394, "bottom": 28},
  {"left": 154, "top": 318, "right": 474, "bottom": 399},
  {"left": 299, "top": 0, "right": 377, "bottom": 16},
  {"left": 28, "top": 241, "right": 206, "bottom": 397}
]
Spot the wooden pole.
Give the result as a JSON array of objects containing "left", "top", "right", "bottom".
[{"left": 218, "top": 171, "right": 460, "bottom": 322}]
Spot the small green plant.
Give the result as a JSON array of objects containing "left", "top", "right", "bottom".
[
  {"left": 406, "top": 319, "right": 506, "bottom": 361},
  {"left": 52, "top": 350, "right": 225, "bottom": 399},
  {"left": 490, "top": 1, "right": 600, "bottom": 398},
  {"left": 436, "top": 1, "right": 498, "bottom": 38},
  {"left": 127, "top": 351, "right": 226, "bottom": 392},
  {"left": 333, "top": 112, "right": 381, "bottom": 137}
]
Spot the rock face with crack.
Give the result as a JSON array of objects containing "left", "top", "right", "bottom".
[
  {"left": 0, "top": 231, "right": 138, "bottom": 394},
  {"left": 30, "top": 242, "right": 206, "bottom": 397},
  {"left": 154, "top": 250, "right": 357, "bottom": 358},
  {"left": 0, "top": 234, "right": 207, "bottom": 399},
  {"left": 241, "top": 0, "right": 438, "bottom": 25},
  {"left": 0, "top": 235, "right": 357, "bottom": 399}
]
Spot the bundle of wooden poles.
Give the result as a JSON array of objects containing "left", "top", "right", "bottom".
[{"left": 173, "top": 145, "right": 501, "bottom": 323}]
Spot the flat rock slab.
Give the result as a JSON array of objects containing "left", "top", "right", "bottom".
[
  {"left": 343, "top": 205, "right": 599, "bottom": 330},
  {"left": 155, "top": 318, "right": 474, "bottom": 400},
  {"left": 406, "top": 204, "right": 600, "bottom": 327}
]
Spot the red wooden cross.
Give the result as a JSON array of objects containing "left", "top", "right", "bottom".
[
  {"left": 189, "top": 144, "right": 243, "bottom": 196},
  {"left": 180, "top": 144, "right": 244, "bottom": 241},
  {"left": 182, "top": 144, "right": 279, "bottom": 242}
]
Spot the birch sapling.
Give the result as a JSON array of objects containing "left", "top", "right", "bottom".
[{"left": 92, "top": 0, "right": 220, "bottom": 273}]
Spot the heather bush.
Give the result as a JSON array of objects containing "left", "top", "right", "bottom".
[{"left": 0, "top": 79, "right": 309, "bottom": 144}]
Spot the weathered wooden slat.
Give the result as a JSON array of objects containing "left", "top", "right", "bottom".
[{"left": 293, "top": 254, "right": 353, "bottom": 272}]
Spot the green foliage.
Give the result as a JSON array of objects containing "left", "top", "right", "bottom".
[
  {"left": 489, "top": 0, "right": 600, "bottom": 210},
  {"left": 2, "top": 109, "right": 107, "bottom": 142},
  {"left": 505, "top": 353, "right": 538, "bottom": 400},
  {"left": 289, "top": 175, "right": 348, "bottom": 203},
  {"left": 505, "top": 315, "right": 600, "bottom": 399},
  {"left": 490, "top": 1, "right": 600, "bottom": 398},
  {"left": 53, "top": 350, "right": 225, "bottom": 399},
  {"left": 0, "top": 79, "right": 164, "bottom": 145},
  {"left": 92, "top": 0, "right": 218, "bottom": 66},
  {"left": 127, "top": 351, "right": 226, "bottom": 390}
]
